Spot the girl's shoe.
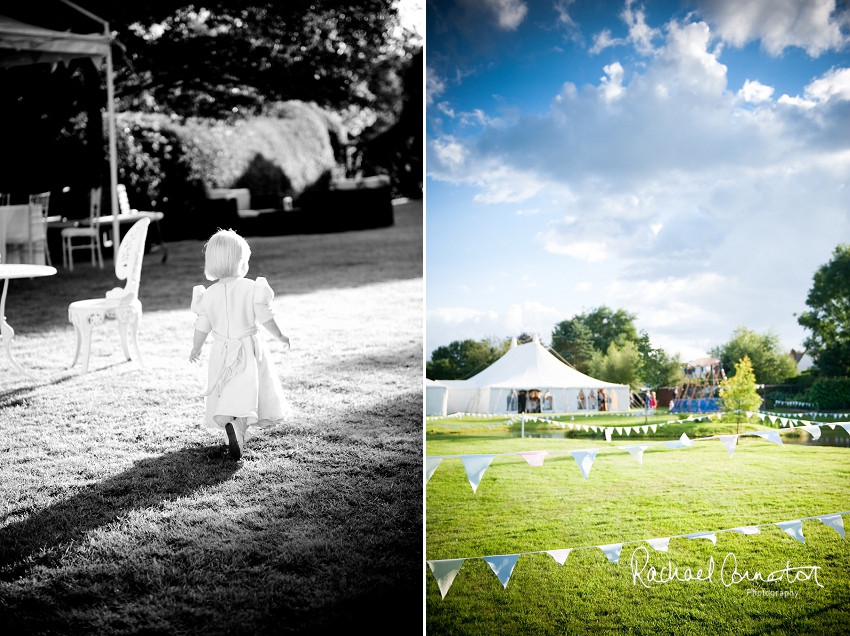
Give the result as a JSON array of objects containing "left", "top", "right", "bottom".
[{"left": 225, "top": 422, "right": 242, "bottom": 460}]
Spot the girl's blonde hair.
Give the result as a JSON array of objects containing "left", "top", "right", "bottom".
[{"left": 204, "top": 229, "right": 251, "bottom": 280}]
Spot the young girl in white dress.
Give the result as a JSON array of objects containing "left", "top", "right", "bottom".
[{"left": 189, "top": 229, "right": 291, "bottom": 459}]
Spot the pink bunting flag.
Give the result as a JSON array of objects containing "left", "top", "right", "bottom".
[{"left": 518, "top": 451, "right": 548, "bottom": 467}]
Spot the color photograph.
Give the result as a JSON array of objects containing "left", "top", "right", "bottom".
[{"left": 425, "top": 0, "right": 850, "bottom": 633}]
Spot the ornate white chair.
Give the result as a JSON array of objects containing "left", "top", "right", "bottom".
[
  {"left": 61, "top": 187, "right": 104, "bottom": 271},
  {"left": 68, "top": 217, "right": 150, "bottom": 373}
]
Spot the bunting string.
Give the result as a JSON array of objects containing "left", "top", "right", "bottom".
[
  {"left": 426, "top": 420, "right": 850, "bottom": 491},
  {"left": 427, "top": 511, "right": 849, "bottom": 599}
]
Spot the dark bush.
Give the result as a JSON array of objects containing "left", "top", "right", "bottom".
[{"left": 808, "top": 377, "right": 850, "bottom": 410}]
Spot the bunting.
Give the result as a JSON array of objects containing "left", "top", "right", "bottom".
[
  {"left": 427, "top": 511, "right": 849, "bottom": 598},
  {"left": 427, "top": 419, "right": 847, "bottom": 492}
]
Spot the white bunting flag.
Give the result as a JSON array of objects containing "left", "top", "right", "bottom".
[
  {"left": 664, "top": 439, "right": 682, "bottom": 449},
  {"left": 426, "top": 457, "right": 443, "bottom": 483},
  {"left": 616, "top": 427, "right": 623, "bottom": 435},
  {"left": 801, "top": 425, "right": 822, "bottom": 440},
  {"left": 605, "top": 428, "right": 613, "bottom": 442},
  {"left": 650, "top": 424, "right": 657, "bottom": 433},
  {"left": 623, "top": 445, "right": 649, "bottom": 465},
  {"left": 641, "top": 425, "right": 649, "bottom": 434},
  {"left": 626, "top": 427, "right": 633, "bottom": 436},
  {"left": 679, "top": 433, "right": 693, "bottom": 447},
  {"left": 839, "top": 423, "right": 850, "bottom": 436},
  {"left": 745, "top": 411, "right": 753, "bottom": 418},
  {"left": 757, "top": 413, "right": 765, "bottom": 421},
  {"left": 753, "top": 430, "right": 783, "bottom": 445},
  {"left": 583, "top": 425, "right": 589, "bottom": 432},
  {"left": 428, "top": 559, "right": 465, "bottom": 599},
  {"left": 646, "top": 537, "right": 671, "bottom": 552},
  {"left": 518, "top": 451, "right": 548, "bottom": 467},
  {"left": 719, "top": 435, "right": 738, "bottom": 458},
  {"left": 461, "top": 455, "right": 496, "bottom": 494},
  {"left": 828, "top": 423, "right": 836, "bottom": 430},
  {"left": 483, "top": 554, "right": 520, "bottom": 589},
  {"left": 570, "top": 449, "right": 598, "bottom": 479},
  {"left": 547, "top": 549, "right": 572, "bottom": 565},
  {"left": 816, "top": 514, "right": 845, "bottom": 540},
  {"left": 599, "top": 543, "right": 623, "bottom": 563},
  {"left": 776, "top": 520, "right": 805, "bottom": 543},
  {"left": 686, "top": 532, "right": 717, "bottom": 545},
  {"left": 591, "top": 426, "right": 598, "bottom": 433},
  {"left": 730, "top": 526, "right": 761, "bottom": 535}
]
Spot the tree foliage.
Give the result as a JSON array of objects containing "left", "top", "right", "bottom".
[
  {"left": 719, "top": 356, "right": 763, "bottom": 432},
  {"left": 635, "top": 332, "right": 683, "bottom": 390},
  {"left": 426, "top": 338, "right": 509, "bottom": 381},
  {"left": 798, "top": 244, "right": 850, "bottom": 377},
  {"left": 710, "top": 326, "right": 797, "bottom": 385},
  {"left": 589, "top": 341, "right": 641, "bottom": 387},
  {"left": 550, "top": 319, "right": 595, "bottom": 374}
]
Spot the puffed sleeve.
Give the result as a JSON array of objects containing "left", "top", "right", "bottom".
[
  {"left": 191, "top": 285, "right": 212, "bottom": 333},
  {"left": 253, "top": 276, "right": 275, "bottom": 324}
]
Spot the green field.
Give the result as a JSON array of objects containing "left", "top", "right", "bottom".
[{"left": 426, "top": 417, "right": 850, "bottom": 635}]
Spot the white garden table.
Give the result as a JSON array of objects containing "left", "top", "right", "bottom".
[{"left": 0, "top": 264, "right": 57, "bottom": 378}]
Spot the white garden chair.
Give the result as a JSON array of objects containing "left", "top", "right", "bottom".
[
  {"left": 68, "top": 217, "right": 150, "bottom": 373},
  {"left": 61, "top": 187, "right": 104, "bottom": 271}
]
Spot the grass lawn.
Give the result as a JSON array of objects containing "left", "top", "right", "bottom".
[
  {"left": 426, "top": 418, "right": 850, "bottom": 635},
  {"left": 0, "top": 201, "right": 422, "bottom": 635}
]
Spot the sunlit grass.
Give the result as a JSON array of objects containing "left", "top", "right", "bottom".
[{"left": 0, "top": 202, "right": 422, "bottom": 635}]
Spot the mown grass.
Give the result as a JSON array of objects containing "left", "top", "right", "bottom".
[
  {"left": 0, "top": 201, "right": 422, "bottom": 635},
  {"left": 426, "top": 419, "right": 850, "bottom": 635}
]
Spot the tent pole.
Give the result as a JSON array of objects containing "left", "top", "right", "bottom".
[{"left": 105, "top": 24, "right": 119, "bottom": 258}]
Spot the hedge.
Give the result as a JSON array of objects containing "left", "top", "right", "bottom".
[
  {"left": 115, "top": 101, "right": 338, "bottom": 237},
  {"left": 808, "top": 377, "right": 850, "bottom": 410}
]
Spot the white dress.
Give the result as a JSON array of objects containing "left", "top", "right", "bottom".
[{"left": 191, "top": 276, "right": 291, "bottom": 434}]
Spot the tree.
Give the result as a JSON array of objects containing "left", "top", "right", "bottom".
[
  {"left": 718, "top": 356, "right": 763, "bottom": 434},
  {"left": 589, "top": 341, "right": 641, "bottom": 388},
  {"left": 426, "top": 337, "right": 509, "bottom": 380},
  {"left": 550, "top": 319, "right": 595, "bottom": 373},
  {"left": 798, "top": 244, "right": 850, "bottom": 377},
  {"left": 710, "top": 327, "right": 797, "bottom": 385},
  {"left": 577, "top": 306, "right": 638, "bottom": 353},
  {"left": 635, "top": 331, "right": 683, "bottom": 390}
]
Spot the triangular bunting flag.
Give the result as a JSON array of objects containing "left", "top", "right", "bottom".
[
  {"left": 623, "top": 445, "right": 649, "bottom": 465},
  {"left": 518, "top": 451, "right": 548, "bottom": 467},
  {"left": 730, "top": 526, "right": 760, "bottom": 535},
  {"left": 745, "top": 411, "right": 753, "bottom": 418},
  {"left": 428, "top": 559, "right": 465, "bottom": 599},
  {"left": 801, "top": 425, "right": 821, "bottom": 440},
  {"left": 426, "top": 457, "right": 443, "bottom": 483},
  {"left": 719, "top": 435, "right": 738, "bottom": 458},
  {"left": 646, "top": 537, "right": 670, "bottom": 552},
  {"left": 582, "top": 425, "right": 589, "bottom": 432},
  {"left": 599, "top": 543, "right": 623, "bottom": 563},
  {"left": 461, "top": 455, "right": 496, "bottom": 494},
  {"left": 640, "top": 425, "right": 648, "bottom": 434},
  {"left": 664, "top": 439, "right": 682, "bottom": 449},
  {"left": 547, "top": 549, "right": 572, "bottom": 565},
  {"left": 483, "top": 554, "right": 520, "bottom": 589},
  {"left": 767, "top": 415, "right": 775, "bottom": 424},
  {"left": 776, "top": 520, "right": 805, "bottom": 543},
  {"left": 616, "top": 427, "right": 623, "bottom": 435},
  {"left": 753, "top": 430, "right": 783, "bottom": 445},
  {"left": 686, "top": 532, "right": 717, "bottom": 545},
  {"left": 650, "top": 424, "right": 657, "bottom": 433},
  {"left": 591, "top": 426, "right": 598, "bottom": 433},
  {"left": 828, "top": 423, "right": 836, "bottom": 430},
  {"left": 570, "top": 449, "right": 598, "bottom": 479},
  {"left": 816, "top": 514, "right": 845, "bottom": 540},
  {"left": 839, "top": 423, "right": 850, "bottom": 436},
  {"left": 679, "top": 433, "right": 693, "bottom": 447},
  {"left": 757, "top": 413, "right": 765, "bottom": 421},
  {"left": 605, "top": 428, "right": 613, "bottom": 442}
]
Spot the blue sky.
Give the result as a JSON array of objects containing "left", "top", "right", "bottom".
[{"left": 426, "top": 0, "right": 850, "bottom": 362}]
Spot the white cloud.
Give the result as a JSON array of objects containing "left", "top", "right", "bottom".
[
  {"left": 779, "top": 67, "right": 850, "bottom": 108},
  {"left": 621, "top": 0, "right": 661, "bottom": 55},
  {"left": 696, "top": 0, "right": 849, "bottom": 56},
  {"left": 554, "top": 0, "right": 577, "bottom": 29},
  {"left": 462, "top": 0, "right": 529, "bottom": 30},
  {"left": 589, "top": 29, "right": 626, "bottom": 55},
  {"left": 516, "top": 208, "right": 541, "bottom": 215},
  {"left": 543, "top": 239, "right": 608, "bottom": 262},
  {"left": 738, "top": 79, "right": 775, "bottom": 103},
  {"left": 426, "top": 67, "right": 445, "bottom": 105},
  {"left": 431, "top": 137, "right": 468, "bottom": 167},
  {"left": 600, "top": 62, "right": 626, "bottom": 102}
]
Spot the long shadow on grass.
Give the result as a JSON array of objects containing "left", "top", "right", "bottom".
[{"left": 0, "top": 445, "right": 237, "bottom": 581}]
